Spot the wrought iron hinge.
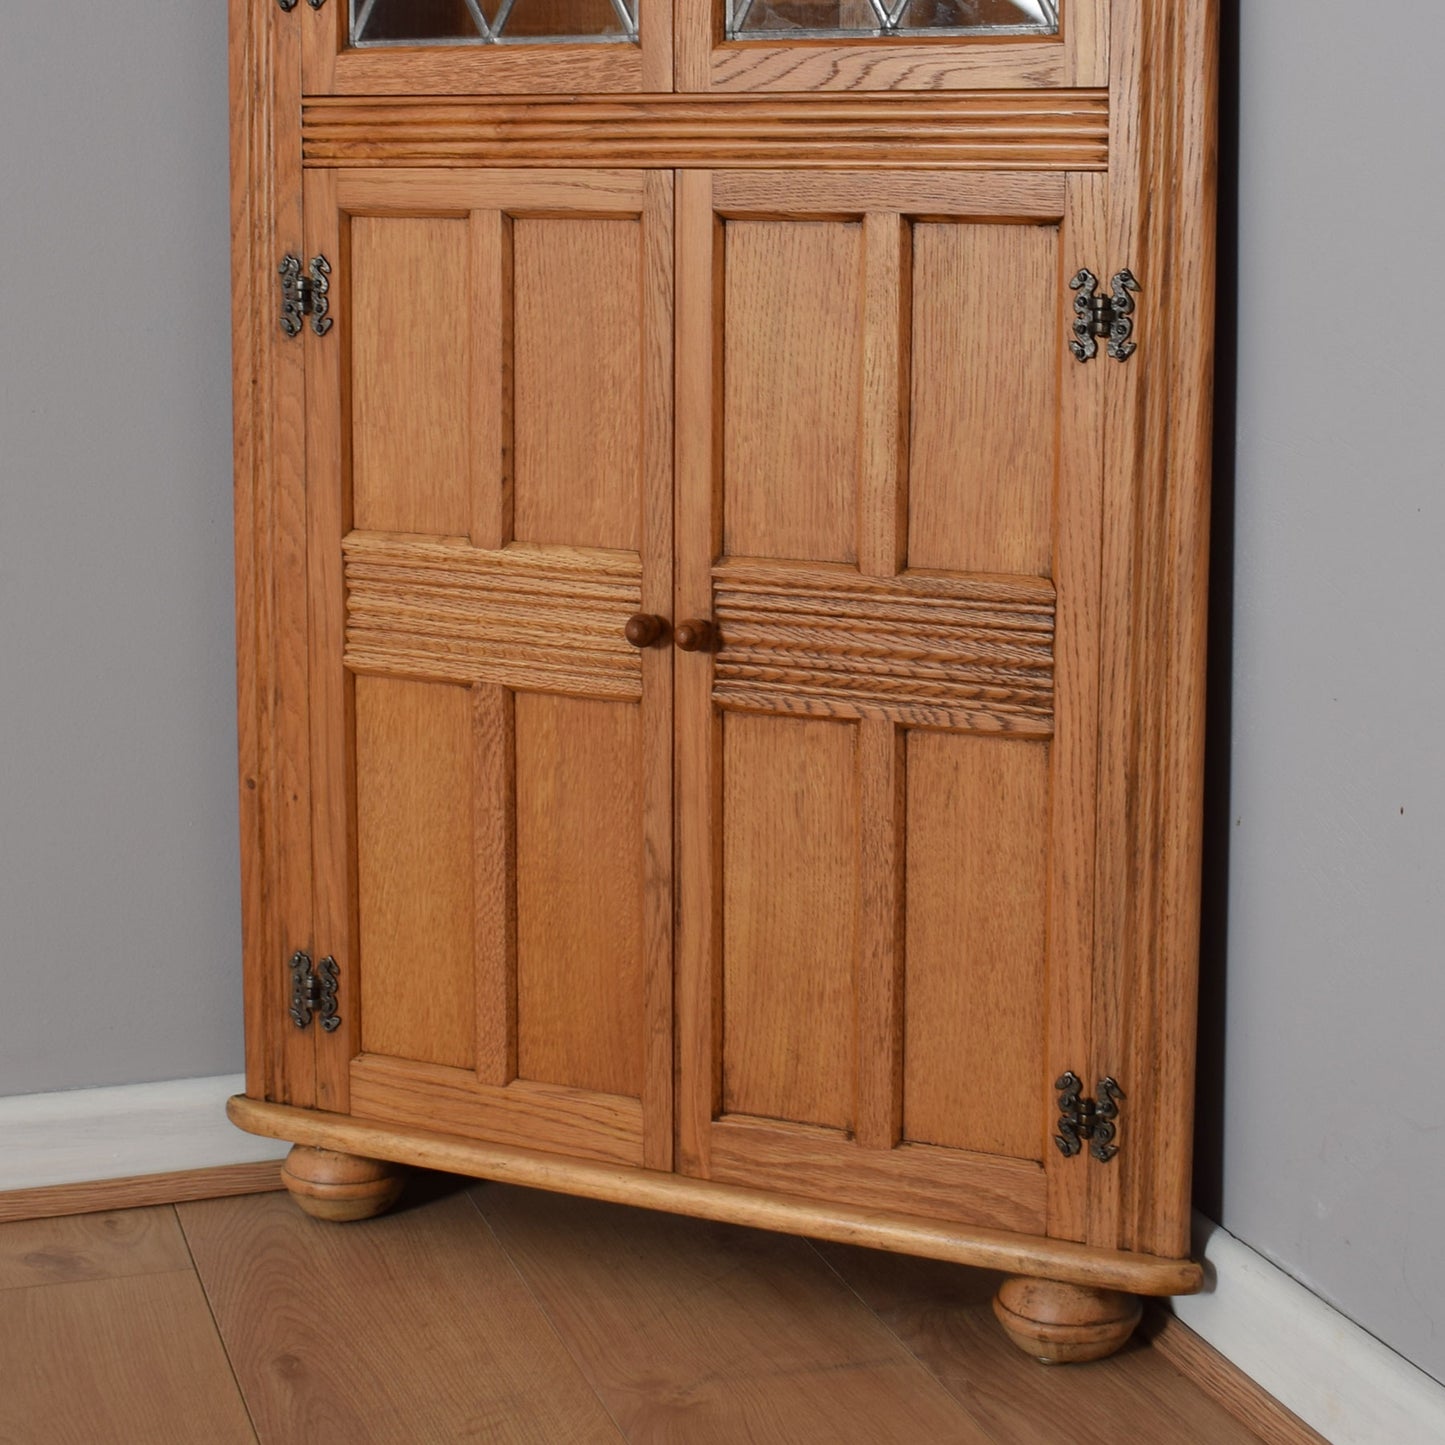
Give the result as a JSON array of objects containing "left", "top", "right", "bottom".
[
  {"left": 279, "top": 254, "right": 333, "bottom": 339},
  {"left": 1069, "top": 269, "right": 1140, "bottom": 362},
  {"left": 1054, "top": 1072, "right": 1124, "bottom": 1162},
  {"left": 277, "top": 0, "right": 326, "bottom": 12},
  {"left": 289, "top": 950, "right": 340, "bottom": 1032}
]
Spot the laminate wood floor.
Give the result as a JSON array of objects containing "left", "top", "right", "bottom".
[{"left": 0, "top": 1175, "right": 1272, "bottom": 1445}]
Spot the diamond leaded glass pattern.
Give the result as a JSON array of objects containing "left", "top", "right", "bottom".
[
  {"left": 351, "top": 0, "right": 637, "bottom": 45},
  {"left": 728, "top": 0, "right": 1056, "bottom": 39}
]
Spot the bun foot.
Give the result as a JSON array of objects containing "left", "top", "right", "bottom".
[
  {"left": 993, "top": 1276, "right": 1143, "bottom": 1363},
  {"left": 280, "top": 1145, "right": 406, "bottom": 1222}
]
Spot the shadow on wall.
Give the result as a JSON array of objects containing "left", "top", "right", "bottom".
[{"left": 1192, "top": 0, "right": 1239, "bottom": 1224}]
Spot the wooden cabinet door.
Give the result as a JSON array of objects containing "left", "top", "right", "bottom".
[
  {"left": 675, "top": 169, "right": 1107, "bottom": 1242},
  {"left": 676, "top": 0, "right": 1106, "bottom": 93},
  {"left": 302, "top": 168, "right": 675, "bottom": 1171}
]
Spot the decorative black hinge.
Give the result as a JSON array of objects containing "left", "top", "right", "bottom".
[
  {"left": 277, "top": 0, "right": 326, "bottom": 12},
  {"left": 279, "top": 254, "right": 333, "bottom": 339},
  {"left": 1069, "top": 269, "right": 1141, "bottom": 362},
  {"left": 1054, "top": 1072, "right": 1124, "bottom": 1162},
  {"left": 289, "top": 950, "right": 341, "bottom": 1032}
]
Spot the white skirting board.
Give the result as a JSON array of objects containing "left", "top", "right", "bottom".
[
  {"left": 0, "top": 1074, "right": 287, "bottom": 1191},
  {"left": 1173, "top": 1213, "right": 1445, "bottom": 1445}
]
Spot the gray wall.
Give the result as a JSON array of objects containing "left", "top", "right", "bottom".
[
  {"left": 1210, "top": 2, "right": 1445, "bottom": 1386},
  {"left": 0, "top": 0, "right": 1439, "bottom": 1387},
  {"left": 0, "top": 4, "right": 242, "bottom": 1092}
]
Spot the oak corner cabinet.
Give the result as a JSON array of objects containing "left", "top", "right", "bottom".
[{"left": 228, "top": 0, "right": 1216, "bottom": 1363}]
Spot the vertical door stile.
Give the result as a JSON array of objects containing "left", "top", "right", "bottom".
[
  {"left": 1044, "top": 169, "right": 1108, "bottom": 1246},
  {"left": 854, "top": 211, "right": 909, "bottom": 1153},
  {"left": 303, "top": 167, "right": 346, "bottom": 1112},
  {"left": 641, "top": 171, "right": 677, "bottom": 1172},
  {"left": 470, "top": 206, "right": 518, "bottom": 1091},
  {"left": 674, "top": 170, "right": 722, "bottom": 1179}
]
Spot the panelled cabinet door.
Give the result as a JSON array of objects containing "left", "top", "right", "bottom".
[
  {"left": 676, "top": 0, "right": 1106, "bottom": 92},
  {"left": 675, "top": 169, "right": 1108, "bottom": 1243},
  {"left": 302, "top": 168, "right": 675, "bottom": 1171},
  {"left": 301, "top": 0, "right": 673, "bottom": 93}
]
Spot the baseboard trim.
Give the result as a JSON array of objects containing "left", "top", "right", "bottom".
[
  {"left": 0, "top": 1160, "right": 285, "bottom": 1224},
  {"left": 0, "top": 1074, "right": 289, "bottom": 1197},
  {"left": 1169, "top": 1213, "right": 1445, "bottom": 1445}
]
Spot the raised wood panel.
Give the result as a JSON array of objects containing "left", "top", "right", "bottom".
[
  {"left": 909, "top": 220, "right": 1058, "bottom": 577},
  {"left": 343, "top": 534, "right": 643, "bottom": 699},
  {"left": 903, "top": 731, "right": 1049, "bottom": 1162},
  {"left": 351, "top": 216, "right": 471, "bottom": 537},
  {"left": 515, "top": 693, "right": 645, "bottom": 1099},
  {"left": 723, "top": 220, "right": 862, "bottom": 565},
  {"left": 301, "top": 92, "right": 1112, "bottom": 171},
  {"left": 354, "top": 677, "right": 476, "bottom": 1070},
  {"left": 721, "top": 712, "right": 859, "bottom": 1131},
  {"left": 513, "top": 218, "right": 642, "bottom": 551},
  {"left": 350, "top": 1055, "right": 644, "bottom": 1167},
  {"left": 713, "top": 561, "right": 1056, "bottom": 733},
  {"left": 708, "top": 1117, "right": 1046, "bottom": 1235}
]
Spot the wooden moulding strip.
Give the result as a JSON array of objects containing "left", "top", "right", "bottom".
[
  {"left": 0, "top": 1161, "right": 284, "bottom": 1226},
  {"left": 228, "top": 1096, "right": 1203, "bottom": 1297},
  {"left": 300, "top": 92, "right": 1109, "bottom": 171}
]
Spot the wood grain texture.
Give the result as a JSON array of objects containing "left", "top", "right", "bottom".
[
  {"left": 512, "top": 217, "right": 642, "bottom": 551},
  {"left": 816, "top": 1241, "right": 1262, "bottom": 1445},
  {"left": 708, "top": 1116, "right": 1045, "bottom": 1234},
  {"left": 723, "top": 218, "right": 862, "bottom": 565},
  {"left": 350, "top": 215, "right": 472, "bottom": 537},
  {"left": 0, "top": 1205, "right": 189, "bottom": 1291},
  {"left": 474, "top": 1183, "right": 995, "bottom": 1445},
  {"left": 229, "top": 1096, "right": 1203, "bottom": 1295},
  {"left": 354, "top": 676, "right": 475, "bottom": 1069},
  {"left": 712, "top": 561, "right": 1056, "bottom": 733},
  {"left": 350, "top": 1055, "right": 645, "bottom": 1167},
  {"left": 302, "top": 92, "right": 1111, "bottom": 171},
  {"left": 1090, "top": 0, "right": 1219, "bottom": 1259},
  {"left": 0, "top": 1269, "right": 256, "bottom": 1444},
  {"left": 515, "top": 694, "right": 645, "bottom": 1100},
  {"left": 179, "top": 1189, "right": 625, "bottom": 1444},
  {"left": 343, "top": 534, "right": 644, "bottom": 698},
  {"left": 0, "top": 1162, "right": 284, "bottom": 1226},
  {"left": 721, "top": 712, "right": 859, "bottom": 1131},
  {"left": 1149, "top": 1310, "right": 1332, "bottom": 1445},
  {"left": 712, "top": 167, "right": 1063, "bottom": 215},
  {"left": 903, "top": 732, "right": 1049, "bottom": 1161},
  {"left": 908, "top": 219, "right": 1057, "bottom": 577},
  {"left": 336, "top": 166, "right": 646, "bottom": 213}
]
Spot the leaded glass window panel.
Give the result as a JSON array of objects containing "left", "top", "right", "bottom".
[
  {"left": 727, "top": 0, "right": 1056, "bottom": 40},
  {"left": 352, "top": 0, "right": 637, "bottom": 45}
]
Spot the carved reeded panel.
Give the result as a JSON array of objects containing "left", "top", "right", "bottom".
[
  {"left": 676, "top": 170, "right": 1096, "bottom": 1235},
  {"left": 306, "top": 170, "right": 674, "bottom": 1170}
]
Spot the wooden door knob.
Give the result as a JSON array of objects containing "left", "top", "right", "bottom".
[
  {"left": 624, "top": 613, "right": 668, "bottom": 648},
  {"left": 674, "top": 619, "right": 717, "bottom": 653}
]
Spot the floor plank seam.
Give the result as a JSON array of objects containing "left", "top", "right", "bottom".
[
  {"left": 175, "top": 1203, "right": 265, "bottom": 1445},
  {"left": 462, "top": 1183, "right": 632, "bottom": 1444}
]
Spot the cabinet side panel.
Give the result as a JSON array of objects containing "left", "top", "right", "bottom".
[
  {"left": 909, "top": 220, "right": 1058, "bottom": 578},
  {"left": 723, "top": 220, "right": 863, "bottom": 565},
  {"left": 351, "top": 216, "right": 472, "bottom": 537},
  {"left": 721, "top": 712, "right": 859, "bottom": 1131},
  {"left": 354, "top": 675, "right": 476, "bottom": 1069},
  {"left": 514, "top": 692, "right": 645, "bottom": 1100},
  {"left": 513, "top": 218, "right": 642, "bottom": 552},
  {"left": 903, "top": 732, "right": 1049, "bottom": 1161}
]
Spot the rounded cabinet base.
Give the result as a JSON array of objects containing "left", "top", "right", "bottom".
[
  {"left": 993, "top": 1276, "right": 1144, "bottom": 1363},
  {"left": 280, "top": 1145, "right": 406, "bottom": 1222}
]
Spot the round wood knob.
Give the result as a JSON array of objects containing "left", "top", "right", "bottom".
[
  {"left": 624, "top": 613, "right": 668, "bottom": 648},
  {"left": 674, "top": 619, "right": 717, "bottom": 653}
]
